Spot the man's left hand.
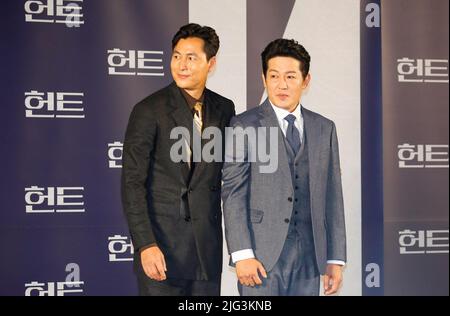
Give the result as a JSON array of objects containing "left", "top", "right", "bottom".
[{"left": 323, "top": 264, "right": 343, "bottom": 295}]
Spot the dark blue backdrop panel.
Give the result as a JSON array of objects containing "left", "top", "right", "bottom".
[{"left": 1, "top": 0, "right": 188, "bottom": 295}]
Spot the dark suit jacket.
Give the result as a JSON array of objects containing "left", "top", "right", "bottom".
[{"left": 121, "top": 82, "right": 235, "bottom": 280}]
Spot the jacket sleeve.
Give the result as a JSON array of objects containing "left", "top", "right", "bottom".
[
  {"left": 221, "top": 116, "right": 253, "bottom": 254},
  {"left": 325, "top": 122, "right": 347, "bottom": 262},
  {"left": 121, "top": 101, "right": 157, "bottom": 251}
]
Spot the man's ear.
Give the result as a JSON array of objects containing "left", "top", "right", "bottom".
[
  {"left": 261, "top": 72, "right": 267, "bottom": 89},
  {"left": 302, "top": 73, "right": 311, "bottom": 88},
  {"left": 208, "top": 56, "right": 217, "bottom": 73}
]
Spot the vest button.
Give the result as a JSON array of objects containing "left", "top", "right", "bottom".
[
  {"left": 288, "top": 197, "right": 293, "bottom": 202},
  {"left": 184, "top": 216, "right": 191, "bottom": 222},
  {"left": 284, "top": 218, "right": 290, "bottom": 223}
]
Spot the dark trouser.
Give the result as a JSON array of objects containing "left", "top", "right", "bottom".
[
  {"left": 135, "top": 261, "right": 220, "bottom": 296},
  {"left": 238, "top": 230, "right": 320, "bottom": 296},
  {"left": 137, "top": 276, "right": 221, "bottom": 296}
]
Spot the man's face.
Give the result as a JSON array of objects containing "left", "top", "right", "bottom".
[
  {"left": 171, "top": 37, "right": 216, "bottom": 93},
  {"left": 262, "top": 56, "right": 310, "bottom": 112}
]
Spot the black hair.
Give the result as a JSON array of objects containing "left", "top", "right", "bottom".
[
  {"left": 172, "top": 23, "right": 220, "bottom": 60},
  {"left": 261, "top": 38, "right": 310, "bottom": 79}
]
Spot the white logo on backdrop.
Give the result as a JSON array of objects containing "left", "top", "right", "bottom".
[
  {"left": 398, "top": 144, "right": 449, "bottom": 168},
  {"left": 108, "top": 142, "right": 123, "bottom": 169},
  {"left": 108, "top": 235, "right": 134, "bottom": 262},
  {"left": 399, "top": 229, "right": 449, "bottom": 254},
  {"left": 25, "top": 263, "right": 84, "bottom": 296},
  {"left": 25, "top": 90, "right": 84, "bottom": 119},
  {"left": 107, "top": 49, "right": 164, "bottom": 76},
  {"left": 25, "top": 186, "right": 85, "bottom": 213},
  {"left": 397, "top": 58, "right": 449, "bottom": 83},
  {"left": 24, "top": 0, "right": 84, "bottom": 27}
]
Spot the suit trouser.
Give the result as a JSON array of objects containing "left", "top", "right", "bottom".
[
  {"left": 135, "top": 264, "right": 220, "bottom": 296},
  {"left": 238, "top": 229, "right": 320, "bottom": 296},
  {"left": 137, "top": 276, "right": 221, "bottom": 296}
]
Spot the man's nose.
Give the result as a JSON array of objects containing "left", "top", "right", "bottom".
[
  {"left": 278, "top": 77, "right": 288, "bottom": 89},
  {"left": 179, "top": 57, "right": 188, "bottom": 71}
]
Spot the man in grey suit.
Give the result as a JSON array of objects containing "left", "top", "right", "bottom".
[{"left": 222, "top": 39, "right": 346, "bottom": 296}]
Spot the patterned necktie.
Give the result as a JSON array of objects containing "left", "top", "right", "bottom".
[
  {"left": 193, "top": 101, "right": 203, "bottom": 133},
  {"left": 284, "top": 114, "right": 301, "bottom": 155}
]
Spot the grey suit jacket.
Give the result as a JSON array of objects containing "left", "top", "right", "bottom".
[{"left": 221, "top": 100, "right": 346, "bottom": 274}]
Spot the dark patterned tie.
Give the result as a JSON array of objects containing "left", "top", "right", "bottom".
[
  {"left": 284, "top": 114, "right": 301, "bottom": 155},
  {"left": 193, "top": 102, "right": 203, "bottom": 133}
]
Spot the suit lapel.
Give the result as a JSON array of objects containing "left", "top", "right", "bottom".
[
  {"left": 167, "top": 83, "right": 192, "bottom": 185},
  {"left": 189, "top": 89, "right": 222, "bottom": 187},
  {"left": 259, "top": 100, "right": 294, "bottom": 195},
  {"left": 302, "top": 107, "right": 321, "bottom": 204}
]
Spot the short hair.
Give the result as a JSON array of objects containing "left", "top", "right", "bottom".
[
  {"left": 172, "top": 23, "right": 220, "bottom": 60},
  {"left": 261, "top": 39, "right": 310, "bottom": 79}
]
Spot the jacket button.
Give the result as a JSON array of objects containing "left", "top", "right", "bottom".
[
  {"left": 284, "top": 218, "right": 290, "bottom": 223},
  {"left": 288, "top": 197, "right": 293, "bottom": 202},
  {"left": 185, "top": 216, "right": 191, "bottom": 222},
  {"left": 188, "top": 188, "right": 193, "bottom": 194}
]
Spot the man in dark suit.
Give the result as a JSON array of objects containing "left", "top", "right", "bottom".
[
  {"left": 121, "top": 23, "right": 235, "bottom": 296},
  {"left": 222, "top": 39, "right": 346, "bottom": 296}
]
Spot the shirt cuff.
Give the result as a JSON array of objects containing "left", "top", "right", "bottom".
[
  {"left": 231, "top": 249, "right": 255, "bottom": 263},
  {"left": 327, "top": 260, "right": 346, "bottom": 266}
]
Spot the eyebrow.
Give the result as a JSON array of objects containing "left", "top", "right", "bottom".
[
  {"left": 268, "top": 69, "right": 298, "bottom": 74},
  {"left": 173, "top": 50, "right": 198, "bottom": 57}
]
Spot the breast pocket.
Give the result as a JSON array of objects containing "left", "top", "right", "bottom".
[{"left": 249, "top": 209, "right": 264, "bottom": 223}]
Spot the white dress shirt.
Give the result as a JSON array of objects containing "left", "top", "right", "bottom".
[{"left": 230, "top": 101, "right": 345, "bottom": 267}]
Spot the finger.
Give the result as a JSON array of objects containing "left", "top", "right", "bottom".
[
  {"left": 325, "top": 278, "right": 341, "bottom": 295},
  {"left": 146, "top": 265, "right": 158, "bottom": 280},
  {"left": 323, "top": 275, "right": 330, "bottom": 293},
  {"left": 247, "top": 275, "right": 256, "bottom": 287},
  {"left": 143, "top": 266, "right": 152, "bottom": 279},
  {"left": 242, "top": 276, "right": 251, "bottom": 287},
  {"left": 253, "top": 273, "right": 263, "bottom": 285},
  {"left": 155, "top": 260, "right": 166, "bottom": 280},
  {"left": 162, "top": 255, "right": 167, "bottom": 272},
  {"left": 257, "top": 264, "right": 268, "bottom": 279},
  {"left": 159, "top": 256, "right": 167, "bottom": 279}
]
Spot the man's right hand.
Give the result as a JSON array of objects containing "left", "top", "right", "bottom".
[
  {"left": 140, "top": 245, "right": 167, "bottom": 281},
  {"left": 235, "top": 258, "right": 267, "bottom": 287}
]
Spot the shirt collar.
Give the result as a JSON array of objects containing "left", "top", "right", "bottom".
[
  {"left": 179, "top": 88, "right": 205, "bottom": 111},
  {"left": 268, "top": 99, "right": 303, "bottom": 123}
]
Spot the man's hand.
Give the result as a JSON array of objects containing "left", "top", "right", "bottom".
[
  {"left": 236, "top": 258, "right": 267, "bottom": 287},
  {"left": 323, "top": 264, "right": 343, "bottom": 295},
  {"left": 140, "top": 246, "right": 167, "bottom": 281}
]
